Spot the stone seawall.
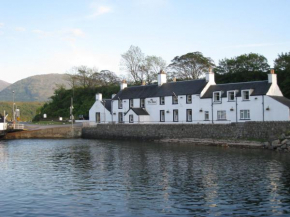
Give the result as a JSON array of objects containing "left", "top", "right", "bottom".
[
  {"left": 4, "top": 127, "right": 82, "bottom": 139},
  {"left": 82, "top": 122, "right": 290, "bottom": 141}
]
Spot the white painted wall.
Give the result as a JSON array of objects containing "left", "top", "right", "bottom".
[{"left": 89, "top": 100, "right": 112, "bottom": 124}]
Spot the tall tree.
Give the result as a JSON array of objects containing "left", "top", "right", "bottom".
[
  {"left": 168, "top": 52, "right": 215, "bottom": 80},
  {"left": 141, "top": 56, "right": 167, "bottom": 84},
  {"left": 120, "top": 45, "right": 145, "bottom": 83},
  {"left": 274, "top": 52, "right": 290, "bottom": 98}
]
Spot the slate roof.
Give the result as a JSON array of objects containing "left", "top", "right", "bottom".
[
  {"left": 112, "top": 79, "right": 208, "bottom": 100},
  {"left": 201, "top": 81, "right": 271, "bottom": 98},
  {"left": 102, "top": 99, "right": 112, "bottom": 112},
  {"left": 269, "top": 96, "right": 290, "bottom": 108},
  {"left": 127, "top": 108, "right": 150, "bottom": 116}
]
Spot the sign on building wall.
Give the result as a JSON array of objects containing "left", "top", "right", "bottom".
[{"left": 147, "top": 99, "right": 157, "bottom": 105}]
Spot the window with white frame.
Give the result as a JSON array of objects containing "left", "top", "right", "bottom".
[
  {"left": 118, "top": 112, "right": 123, "bottom": 123},
  {"left": 118, "top": 99, "right": 123, "bottom": 109},
  {"left": 140, "top": 99, "right": 145, "bottom": 108},
  {"left": 204, "top": 111, "right": 209, "bottom": 120},
  {"left": 160, "top": 110, "right": 165, "bottom": 122},
  {"left": 240, "top": 110, "right": 250, "bottom": 120},
  {"left": 160, "top": 97, "right": 165, "bottom": 105},
  {"left": 172, "top": 95, "right": 178, "bottom": 104},
  {"left": 228, "top": 91, "right": 235, "bottom": 101},
  {"left": 186, "top": 95, "right": 192, "bottom": 104},
  {"left": 173, "top": 109, "right": 178, "bottom": 122},
  {"left": 129, "top": 99, "right": 133, "bottom": 108},
  {"left": 129, "top": 114, "right": 134, "bottom": 123},
  {"left": 217, "top": 110, "right": 226, "bottom": 120},
  {"left": 213, "top": 92, "right": 221, "bottom": 102},
  {"left": 186, "top": 109, "right": 192, "bottom": 122},
  {"left": 242, "top": 90, "right": 250, "bottom": 100}
]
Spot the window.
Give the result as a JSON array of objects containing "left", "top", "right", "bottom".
[
  {"left": 213, "top": 92, "right": 221, "bottom": 103},
  {"left": 186, "top": 109, "right": 192, "bottom": 122},
  {"left": 242, "top": 90, "right": 250, "bottom": 100},
  {"left": 140, "top": 99, "right": 145, "bottom": 108},
  {"left": 129, "top": 99, "right": 133, "bottom": 108},
  {"left": 172, "top": 95, "right": 178, "bottom": 104},
  {"left": 96, "top": 112, "right": 100, "bottom": 123},
  {"left": 173, "top": 109, "right": 179, "bottom": 122},
  {"left": 240, "top": 110, "right": 250, "bottom": 120},
  {"left": 217, "top": 110, "right": 226, "bottom": 120},
  {"left": 186, "top": 95, "right": 192, "bottom": 104},
  {"left": 118, "top": 99, "right": 123, "bottom": 109},
  {"left": 204, "top": 111, "right": 209, "bottom": 121},
  {"left": 160, "top": 110, "right": 165, "bottom": 122},
  {"left": 160, "top": 97, "right": 165, "bottom": 105},
  {"left": 228, "top": 91, "right": 235, "bottom": 101},
  {"left": 129, "top": 114, "right": 134, "bottom": 123},
  {"left": 118, "top": 112, "right": 123, "bottom": 123}
]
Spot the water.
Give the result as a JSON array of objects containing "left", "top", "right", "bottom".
[{"left": 1, "top": 139, "right": 290, "bottom": 216}]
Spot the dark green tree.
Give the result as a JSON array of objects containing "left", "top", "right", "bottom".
[
  {"left": 274, "top": 52, "right": 290, "bottom": 98},
  {"left": 168, "top": 52, "right": 215, "bottom": 80}
]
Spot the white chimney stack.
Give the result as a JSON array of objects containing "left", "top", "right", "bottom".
[
  {"left": 268, "top": 69, "right": 277, "bottom": 84},
  {"left": 112, "top": 94, "right": 116, "bottom": 99},
  {"left": 158, "top": 70, "right": 167, "bottom": 86},
  {"left": 120, "top": 80, "right": 128, "bottom": 90},
  {"left": 96, "top": 93, "right": 102, "bottom": 101},
  {"left": 206, "top": 67, "right": 215, "bottom": 84}
]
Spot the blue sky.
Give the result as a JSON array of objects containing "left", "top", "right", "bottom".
[{"left": 0, "top": 0, "right": 289, "bottom": 83}]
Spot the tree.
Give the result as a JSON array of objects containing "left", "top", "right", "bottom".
[
  {"left": 120, "top": 45, "right": 145, "bottom": 83},
  {"left": 274, "top": 52, "right": 290, "bottom": 98},
  {"left": 140, "top": 56, "right": 167, "bottom": 84},
  {"left": 215, "top": 53, "right": 270, "bottom": 74},
  {"left": 168, "top": 52, "right": 215, "bottom": 80}
]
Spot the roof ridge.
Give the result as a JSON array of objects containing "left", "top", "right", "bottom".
[{"left": 214, "top": 80, "right": 268, "bottom": 86}]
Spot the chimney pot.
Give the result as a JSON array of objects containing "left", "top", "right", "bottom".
[
  {"left": 173, "top": 77, "right": 176, "bottom": 82},
  {"left": 271, "top": 69, "right": 275, "bottom": 74}
]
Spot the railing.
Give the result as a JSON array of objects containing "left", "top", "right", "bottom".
[{"left": 12, "top": 124, "right": 25, "bottom": 130}]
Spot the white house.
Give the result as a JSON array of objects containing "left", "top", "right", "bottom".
[{"left": 89, "top": 69, "right": 290, "bottom": 124}]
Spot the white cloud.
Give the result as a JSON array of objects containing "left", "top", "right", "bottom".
[
  {"left": 0, "top": 23, "right": 4, "bottom": 28},
  {"left": 32, "top": 29, "right": 51, "bottom": 37},
  {"left": 68, "top": 28, "right": 85, "bottom": 37},
  {"left": 15, "top": 27, "right": 26, "bottom": 32},
  {"left": 87, "top": 5, "right": 112, "bottom": 18}
]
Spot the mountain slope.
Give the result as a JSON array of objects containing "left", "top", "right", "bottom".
[
  {"left": 0, "top": 74, "right": 70, "bottom": 102},
  {"left": 0, "top": 80, "right": 11, "bottom": 91}
]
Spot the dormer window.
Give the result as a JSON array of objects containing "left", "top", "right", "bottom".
[
  {"left": 213, "top": 92, "right": 221, "bottom": 103},
  {"left": 129, "top": 99, "right": 133, "bottom": 108},
  {"left": 186, "top": 95, "right": 192, "bottom": 104},
  {"left": 118, "top": 99, "right": 123, "bottom": 109},
  {"left": 228, "top": 91, "right": 235, "bottom": 101},
  {"left": 242, "top": 90, "right": 250, "bottom": 101},
  {"left": 172, "top": 95, "right": 178, "bottom": 104}
]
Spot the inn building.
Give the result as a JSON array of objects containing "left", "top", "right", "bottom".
[{"left": 89, "top": 69, "right": 290, "bottom": 124}]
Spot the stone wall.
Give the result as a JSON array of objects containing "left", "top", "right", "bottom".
[
  {"left": 82, "top": 122, "right": 290, "bottom": 141},
  {"left": 4, "top": 127, "right": 82, "bottom": 140}
]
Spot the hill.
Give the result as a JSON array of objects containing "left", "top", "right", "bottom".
[
  {"left": 0, "top": 80, "right": 11, "bottom": 91},
  {"left": 0, "top": 74, "right": 70, "bottom": 102},
  {"left": 0, "top": 101, "right": 44, "bottom": 121}
]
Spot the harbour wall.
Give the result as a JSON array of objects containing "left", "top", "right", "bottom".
[
  {"left": 4, "top": 127, "right": 82, "bottom": 140},
  {"left": 82, "top": 122, "right": 290, "bottom": 141}
]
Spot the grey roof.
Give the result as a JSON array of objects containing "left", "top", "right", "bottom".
[
  {"left": 201, "top": 81, "right": 271, "bottom": 98},
  {"left": 113, "top": 79, "right": 207, "bottom": 100},
  {"left": 126, "top": 108, "right": 149, "bottom": 116},
  {"left": 102, "top": 99, "right": 112, "bottom": 112},
  {"left": 269, "top": 96, "right": 290, "bottom": 108}
]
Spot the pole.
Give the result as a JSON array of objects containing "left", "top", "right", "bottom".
[
  {"left": 70, "top": 97, "right": 74, "bottom": 129},
  {"left": 12, "top": 91, "right": 15, "bottom": 123}
]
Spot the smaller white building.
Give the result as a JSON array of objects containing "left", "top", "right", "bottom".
[{"left": 89, "top": 69, "right": 290, "bottom": 124}]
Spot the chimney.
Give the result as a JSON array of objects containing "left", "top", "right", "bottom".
[
  {"left": 158, "top": 70, "right": 167, "bottom": 86},
  {"left": 120, "top": 80, "right": 127, "bottom": 90},
  {"left": 96, "top": 93, "right": 102, "bottom": 101},
  {"left": 206, "top": 67, "right": 215, "bottom": 84},
  {"left": 141, "top": 81, "right": 146, "bottom": 86},
  {"left": 268, "top": 69, "right": 277, "bottom": 84},
  {"left": 172, "top": 77, "right": 176, "bottom": 82},
  {"left": 112, "top": 94, "right": 116, "bottom": 99}
]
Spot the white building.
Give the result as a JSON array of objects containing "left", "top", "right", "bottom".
[{"left": 89, "top": 69, "right": 290, "bottom": 124}]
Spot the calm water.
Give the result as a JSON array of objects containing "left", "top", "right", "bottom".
[{"left": 1, "top": 139, "right": 290, "bottom": 216}]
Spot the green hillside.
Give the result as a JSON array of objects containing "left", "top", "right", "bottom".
[
  {"left": 0, "top": 101, "right": 44, "bottom": 122},
  {"left": 0, "top": 74, "right": 70, "bottom": 102}
]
